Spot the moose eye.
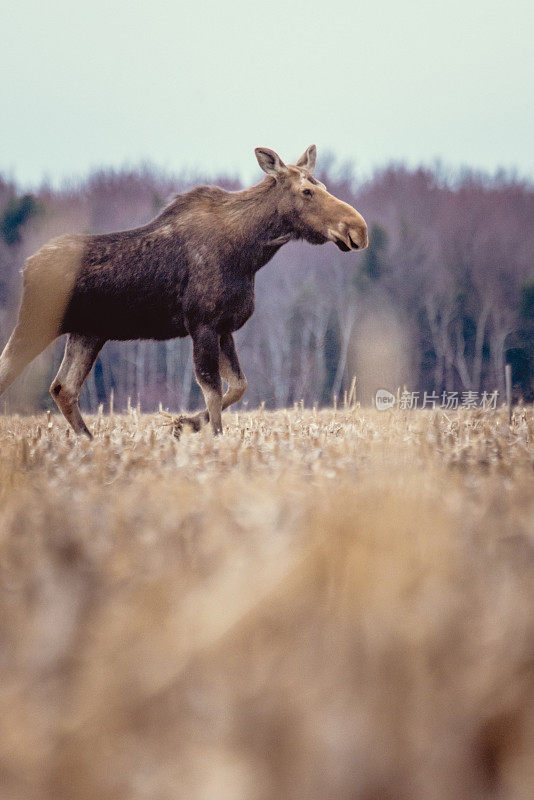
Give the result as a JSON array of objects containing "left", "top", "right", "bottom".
[{"left": 302, "top": 188, "right": 313, "bottom": 197}]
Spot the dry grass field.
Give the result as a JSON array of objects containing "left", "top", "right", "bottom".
[{"left": 1, "top": 404, "right": 534, "bottom": 800}]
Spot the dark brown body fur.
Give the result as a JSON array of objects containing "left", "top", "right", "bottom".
[{"left": 60, "top": 185, "right": 282, "bottom": 342}]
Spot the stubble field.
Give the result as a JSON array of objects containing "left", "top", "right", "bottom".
[{"left": 1, "top": 405, "right": 534, "bottom": 800}]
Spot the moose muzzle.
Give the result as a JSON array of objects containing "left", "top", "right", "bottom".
[
  {"left": 329, "top": 216, "right": 369, "bottom": 252},
  {"left": 326, "top": 204, "right": 369, "bottom": 252}
]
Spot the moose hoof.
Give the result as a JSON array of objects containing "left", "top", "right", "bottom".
[
  {"left": 171, "top": 417, "right": 184, "bottom": 439},
  {"left": 172, "top": 414, "right": 203, "bottom": 438}
]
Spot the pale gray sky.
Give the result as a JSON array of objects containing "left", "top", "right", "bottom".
[{"left": 2, "top": 0, "right": 533, "bottom": 187}]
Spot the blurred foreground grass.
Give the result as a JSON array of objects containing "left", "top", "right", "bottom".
[{"left": 1, "top": 406, "right": 534, "bottom": 800}]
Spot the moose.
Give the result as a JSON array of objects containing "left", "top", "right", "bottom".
[{"left": 0, "top": 145, "right": 368, "bottom": 436}]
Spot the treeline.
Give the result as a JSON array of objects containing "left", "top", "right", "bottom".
[{"left": 0, "top": 162, "right": 533, "bottom": 413}]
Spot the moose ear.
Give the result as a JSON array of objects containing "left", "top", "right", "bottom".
[
  {"left": 295, "top": 144, "right": 317, "bottom": 173},
  {"left": 254, "top": 147, "right": 287, "bottom": 177}
]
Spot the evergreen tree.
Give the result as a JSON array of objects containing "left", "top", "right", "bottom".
[{"left": 0, "top": 194, "right": 38, "bottom": 246}]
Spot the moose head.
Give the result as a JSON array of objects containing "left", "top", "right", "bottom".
[{"left": 255, "top": 145, "right": 368, "bottom": 252}]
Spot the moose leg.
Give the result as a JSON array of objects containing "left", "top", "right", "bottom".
[
  {"left": 178, "top": 326, "right": 222, "bottom": 435},
  {"left": 193, "top": 326, "right": 223, "bottom": 435},
  {"left": 0, "top": 323, "right": 57, "bottom": 399},
  {"left": 175, "top": 332, "right": 246, "bottom": 437},
  {"left": 50, "top": 334, "right": 104, "bottom": 438},
  {"left": 219, "top": 332, "right": 247, "bottom": 410}
]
